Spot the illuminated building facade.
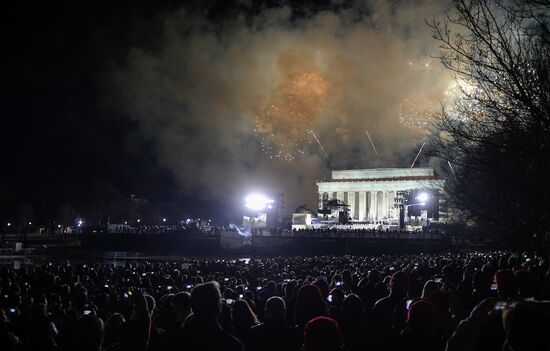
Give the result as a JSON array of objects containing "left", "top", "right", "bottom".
[{"left": 316, "top": 168, "right": 445, "bottom": 223}]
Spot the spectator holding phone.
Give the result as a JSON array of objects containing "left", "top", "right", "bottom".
[{"left": 178, "top": 282, "right": 243, "bottom": 351}]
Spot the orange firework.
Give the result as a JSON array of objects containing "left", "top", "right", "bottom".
[{"left": 255, "top": 63, "right": 329, "bottom": 161}]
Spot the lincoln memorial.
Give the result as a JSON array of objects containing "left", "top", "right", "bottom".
[{"left": 316, "top": 167, "right": 445, "bottom": 222}]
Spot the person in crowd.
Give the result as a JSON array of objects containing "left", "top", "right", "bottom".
[
  {"left": 106, "top": 292, "right": 151, "bottom": 351},
  {"left": 495, "top": 269, "right": 519, "bottom": 299},
  {"left": 313, "top": 279, "right": 330, "bottom": 300},
  {"left": 422, "top": 280, "right": 441, "bottom": 299},
  {"left": 327, "top": 288, "right": 345, "bottom": 322},
  {"left": 514, "top": 270, "right": 537, "bottom": 299},
  {"left": 341, "top": 270, "right": 356, "bottom": 294},
  {"left": 159, "top": 293, "right": 193, "bottom": 351},
  {"left": 398, "top": 299, "right": 445, "bottom": 351},
  {"left": 179, "top": 281, "right": 244, "bottom": 351},
  {"left": 68, "top": 314, "right": 104, "bottom": 351},
  {"left": 248, "top": 296, "right": 300, "bottom": 351},
  {"left": 284, "top": 280, "right": 298, "bottom": 325},
  {"left": 231, "top": 299, "right": 259, "bottom": 343},
  {"left": 294, "top": 284, "right": 329, "bottom": 329},
  {"left": 371, "top": 270, "right": 409, "bottom": 344},
  {"left": 0, "top": 332, "right": 22, "bottom": 351},
  {"left": 502, "top": 302, "right": 549, "bottom": 351},
  {"left": 339, "top": 294, "right": 368, "bottom": 351},
  {"left": 303, "top": 316, "right": 342, "bottom": 351},
  {"left": 154, "top": 294, "right": 177, "bottom": 333},
  {"left": 446, "top": 298, "right": 550, "bottom": 351},
  {"left": 144, "top": 294, "right": 165, "bottom": 351},
  {"left": 171, "top": 292, "right": 192, "bottom": 327},
  {"left": 103, "top": 313, "right": 125, "bottom": 349},
  {"left": 466, "top": 271, "right": 492, "bottom": 310},
  {"left": 23, "top": 302, "right": 59, "bottom": 351}
]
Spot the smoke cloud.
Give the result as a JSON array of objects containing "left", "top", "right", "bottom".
[{"left": 109, "top": 0, "right": 454, "bottom": 215}]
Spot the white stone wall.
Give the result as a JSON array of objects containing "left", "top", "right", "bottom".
[
  {"left": 317, "top": 168, "right": 444, "bottom": 222},
  {"left": 317, "top": 179, "right": 444, "bottom": 193},
  {"left": 332, "top": 167, "right": 434, "bottom": 180}
]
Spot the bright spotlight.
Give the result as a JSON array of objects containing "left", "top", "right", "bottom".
[
  {"left": 416, "top": 192, "right": 429, "bottom": 203},
  {"left": 245, "top": 194, "right": 274, "bottom": 211}
]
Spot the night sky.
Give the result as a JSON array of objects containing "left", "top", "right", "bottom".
[{"left": 4, "top": 1, "right": 456, "bottom": 225}]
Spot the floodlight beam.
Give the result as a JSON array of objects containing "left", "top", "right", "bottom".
[
  {"left": 245, "top": 193, "right": 274, "bottom": 211},
  {"left": 415, "top": 192, "right": 429, "bottom": 203}
]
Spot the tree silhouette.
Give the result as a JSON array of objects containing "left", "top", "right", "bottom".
[{"left": 428, "top": 0, "right": 550, "bottom": 246}]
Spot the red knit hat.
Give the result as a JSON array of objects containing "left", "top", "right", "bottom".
[{"left": 303, "top": 316, "right": 341, "bottom": 351}]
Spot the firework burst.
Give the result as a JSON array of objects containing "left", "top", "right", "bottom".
[
  {"left": 398, "top": 91, "right": 436, "bottom": 130},
  {"left": 398, "top": 78, "right": 488, "bottom": 129},
  {"left": 255, "top": 69, "right": 329, "bottom": 161},
  {"left": 443, "top": 79, "right": 486, "bottom": 122}
]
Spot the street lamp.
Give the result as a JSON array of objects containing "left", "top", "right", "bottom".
[{"left": 3, "top": 222, "right": 10, "bottom": 242}]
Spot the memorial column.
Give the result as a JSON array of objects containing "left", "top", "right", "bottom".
[
  {"left": 372, "top": 192, "right": 379, "bottom": 221},
  {"left": 367, "top": 192, "right": 373, "bottom": 220},
  {"left": 348, "top": 192, "right": 356, "bottom": 220},
  {"left": 358, "top": 191, "right": 367, "bottom": 221},
  {"left": 382, "top": 191, "right": 389, "bottom": 217}
]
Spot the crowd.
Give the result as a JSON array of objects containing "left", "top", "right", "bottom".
[
  {"left": 1, "top": 251, "right": 549, "bottom": 351},
  {"left": 93, "top": 224, "right": 218, "bottom": 236},
  {"left": 96, "top": 224, "right": 441, "bottom": 238},
  {"left": 291, "top": 227, "right": 442, "bottom": 238}
]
